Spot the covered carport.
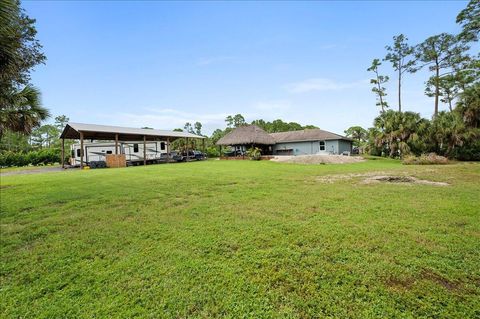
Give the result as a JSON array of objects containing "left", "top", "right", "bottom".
[{"left": 60, "top": 122, "right": 205, "bottom": 168}]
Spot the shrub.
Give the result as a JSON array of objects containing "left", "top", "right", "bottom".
[
  {"left": 402, "top": 153, "right": 449, "bottom": 165},
  {"left": 246, "top": 147, "right": 262, "bottom": 160},
  {"left": 0, "top": 148, "right": 65, "bottom": 167},
  {"left": 205, "top": 146, "right": 220, "bottom": 158}
]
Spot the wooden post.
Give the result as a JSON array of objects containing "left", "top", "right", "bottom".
[
  {"left": 61, "top": 138, "right": 65, "bottom": 168},
  {"left": 185, "top": 137, "right": 189, "bottom": 162},
  {"left": 80, "top": 132, "right": 84, "bottom": 169},
  {"left": 166, "top": 137, "right": 170, "bottom": 163},
  {"left": 115, "top": 134, "right": 119, "bottom": 154},
  {"left": 202, "top": 138, "right": 205, "bottom": 155},
  {"left": 143, "top": 135, "right": 147, "bottom": 166}
]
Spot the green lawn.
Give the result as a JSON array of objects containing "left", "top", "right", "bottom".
[{"left": 1, "top": 159, "right": 479, "bottom": 318}]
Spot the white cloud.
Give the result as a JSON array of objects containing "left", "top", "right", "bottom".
[{"left": 285, "top": 78, "right": 369, "bottom": 93}]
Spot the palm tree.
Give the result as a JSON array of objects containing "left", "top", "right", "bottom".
[
  {"left": 455, "top": 83, "right": 480, "bottom": 128},
  {"left": 0, "top": 86, "right": 50, "bottom": 140},
  {"left": 373, "top": 110, "right": 424, "bottom": 157},
  {"left": 429, "top": 111, "right": 467, "bottom": 156}
]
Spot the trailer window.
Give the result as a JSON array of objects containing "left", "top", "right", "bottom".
[
  {"left": 106, "top": 150, "right": 112, "bottom": 154},
  {"left": 77, "top": 149, "right": 81, "bottom": 157},
  {"left": 319, "top": 141, "right": 325, "bottom": 151},
  {"left": 71, "top": 150, "right": 75, "bottom": 157},
  {"left": 160, "top": 142, "right": 165, "bottom": 150},
  {"left": 133, "top": 144, "right": 139, "bottom": 152}
]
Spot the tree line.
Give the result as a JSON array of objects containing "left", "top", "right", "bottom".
[{"left": 346, "top": 0, "right": 479, "bottom": 160}]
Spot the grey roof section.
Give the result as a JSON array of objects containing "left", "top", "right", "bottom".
[
  {"left": 270, "top": 129, "right": 352, "bottom": 143},
  {"left": 60, "top": 122, "right": 204, "bottom": 139},
  {"left": 216, "top": 125, "right": 276, "bottom": 146}
]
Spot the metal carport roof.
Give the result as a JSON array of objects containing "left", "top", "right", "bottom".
[{"left": 60, "top": 122, "right": 205, "bottom": 141}]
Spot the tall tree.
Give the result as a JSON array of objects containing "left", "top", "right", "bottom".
[
  {"left": 183, "top": 122, "right": 193, "bottom": 133},
  {"left": 367, "top": 59, "right": 389, "bottom": 112},
  {"left": 225, "top": 115, "right": 234, "bottom": 128},
  {"left": 194, "top": 121, "right": 202, "bottom": 136},
  {"left": 384, "top": 34, "right": 416, "bottom": 112},
  {"left": 54, "top": 115, "right": 69, "bottom": 131},
  {"left": 0, "top": 0, "right": 48, "bottom": 140},
  {"left": 414, "top": 33, "right": 470, "bottom": 116},
  {"left": 232, "top": 114, "right": 246, "bottom": 127},
  {"left": 344, "top": 126, "right": 368, "bottom": 147},
  {"left": 31, "top": 124, "right": 57, "bottom": 148},
  {"left": 456, "top": 0, "right": 480, "bottom": 42}
]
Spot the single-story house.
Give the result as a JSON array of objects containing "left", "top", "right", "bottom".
[{"left": 216, "top": 125, "right": 353, "bottom": 155}]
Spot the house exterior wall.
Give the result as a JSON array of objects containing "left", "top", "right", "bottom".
[
  {"left": 272, "top": 139, "right": 352, "bottom": 155},
  {"left": 338, "top": 140, "right": 353, "bottom": 154}
]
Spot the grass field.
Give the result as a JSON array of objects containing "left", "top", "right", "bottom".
[{"left": 1, "top": 159, "right": 479, "bottom": 318}]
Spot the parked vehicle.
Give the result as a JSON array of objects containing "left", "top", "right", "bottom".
[
  {"left": 70, "top": 140, "right": 168, "bottom": 166},
  {"left": 176, "top": 150, "right": 207, "bottom": 161}
]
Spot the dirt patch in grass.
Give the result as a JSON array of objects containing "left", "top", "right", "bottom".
[
  {"left": 316, "top": 172, "right": 449, "bottom": 186},
  {"left": 421, "top": 269, "right": 459, "bottom": 291},
  {"left": 362, "top": 175, "right": 449, "bottom": 186},
  {"left": 385, "top": 276, "right": 415, "bottom": 291},
  {"left": 272, "top": 155, "right": 365, "bottom": 164}
]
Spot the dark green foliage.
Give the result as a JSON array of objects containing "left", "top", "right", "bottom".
[
  {"left": 250, "top": 118, "right": 317, "bottom": 133},
  {"left": 451, "top": 138, "right": 480, "bottom": 161},
  {"left": 0, "top": 0, "right": 48, "bottom": 139},
  {"left": 0, "top": 0, "right": 46, "bottom": 92},
  {"left": 371, "top": 110, "right": 428, "bottom": 157},
  {"left": 205, "top": 146, "right": 220, "bottom": 157},
  {"left": 366, "top": 2, "right": 478, "bottom": 160},
  {"left": 456, "top": 0, "right": 480, "bottom": 42},
  {"left": 344, "top": 126, "right": 368, "bottom": 148},
  {"left": 413, "top": 33, "right": 470, "bottom": 116},
  {"left": 367, "top": 59, "right": 389, "bottom": 112},
  {"left": 0, "top": 148, "right": 64, "bottom": 167}
]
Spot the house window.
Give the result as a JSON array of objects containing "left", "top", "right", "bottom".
[
  {"left": 133, "top": 144, "right": 139, "bottom": 153},
  {"left": 77, "top": 149, "right": 81, "bottom": 157},
  {"left": 160, "top": 142, "right": 166, "bottom": 150},
  {"left": 319, "top": 141, "right": 325, "bottom": 151}
]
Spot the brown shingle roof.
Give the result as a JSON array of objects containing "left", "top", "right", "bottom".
[
  {"left": 270, "top": 129, "right": 352, "bottom": 143},
  {"left": 216, "top": 125, "right": 276, "bottom": 146}
]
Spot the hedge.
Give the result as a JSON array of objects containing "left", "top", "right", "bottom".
[{"left": 0, "top": 149, "right": 67, "bottom": 167}]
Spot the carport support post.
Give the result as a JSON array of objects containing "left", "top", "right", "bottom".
[
  {"left": 80, "top": 132, "right": 84, "bottom": 169},
  {"left": 115, "top": 134, "right": 119, "bottom": 154},
  {"left": 166, "top": 137, "right": 170, "bottom": 163},
  {"left": 186, "top": 137, "right": 189, "bottom": 162},
  {"left": 143, "top": 135, "right": 147, "bottom": 166},
  {"left": 61, "top": 138, "right": 65, "bottom": 168},
  {"left": 202, "top": 138, "right": 205, "bottom": 155}
]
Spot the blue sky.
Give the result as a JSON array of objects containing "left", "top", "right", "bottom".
[{"left": 24, "top": 1, "right": 471, "bottom": 135}]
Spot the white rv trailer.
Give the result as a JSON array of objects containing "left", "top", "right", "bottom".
[{"left": 70, "top": 140, "right": 168, "bottom": 166}]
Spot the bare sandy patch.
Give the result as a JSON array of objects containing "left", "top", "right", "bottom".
[
  {"left": 271, "top": 155, "right": 365, "bottom": 164},
  {"left": 315, "top": 171, "right": 449, "bottom": 186}
]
